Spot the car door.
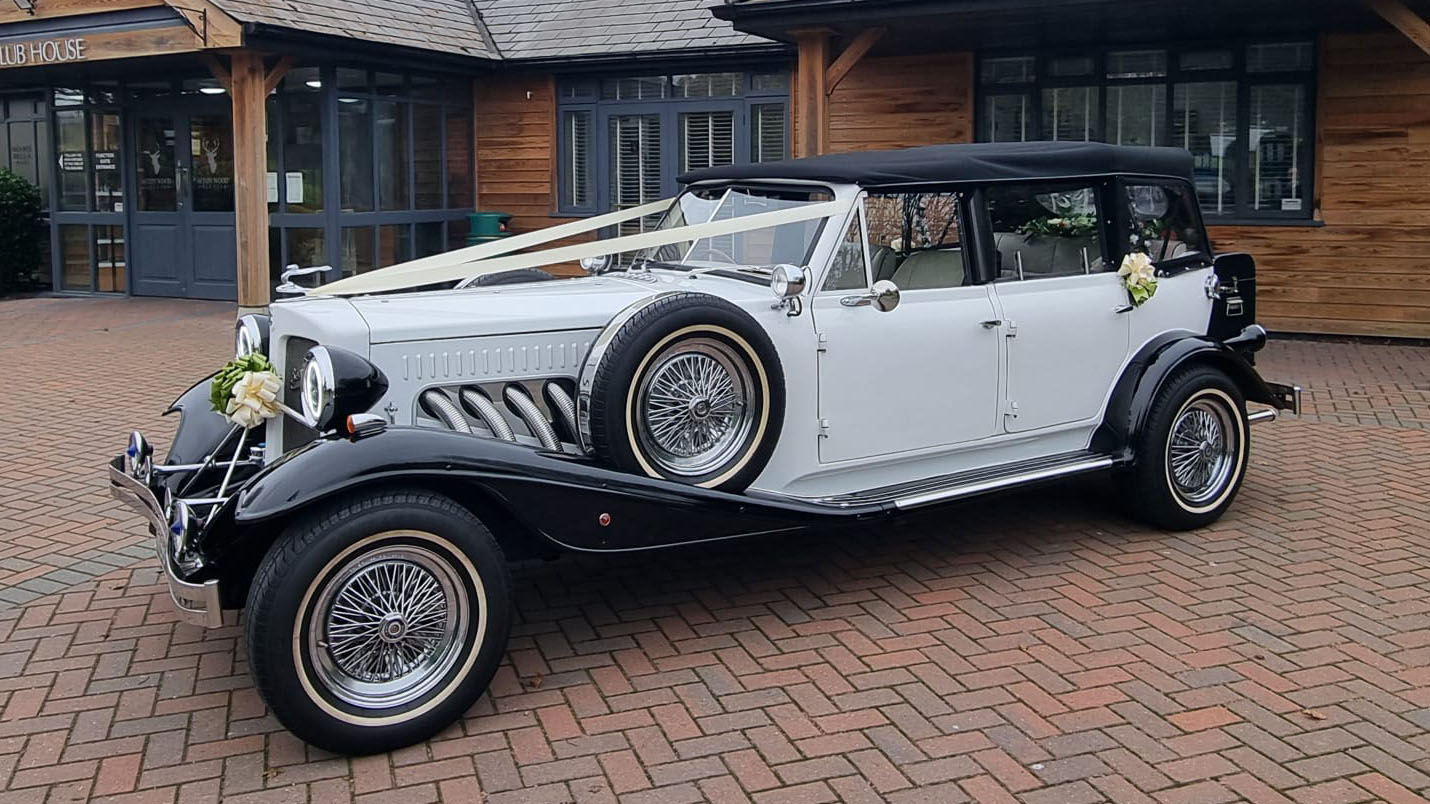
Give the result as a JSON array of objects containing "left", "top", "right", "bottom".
[
  {"left": 811, "top": 194, "right": 1003, "bottom": 464},
  {"left": 984, "top": 181, "right": 1131, "bottom": 433}
]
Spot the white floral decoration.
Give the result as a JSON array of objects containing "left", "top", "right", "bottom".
[
  {"left": 224, "top": 370, "right": 282, "bottom": 429},
  {"left": 1118, "top": 251, "right": 1158, "bottom": 307}
]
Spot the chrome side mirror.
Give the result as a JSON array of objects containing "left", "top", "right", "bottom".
[{"left": 840, "top": 279, "right": 901, "bottom": 312}]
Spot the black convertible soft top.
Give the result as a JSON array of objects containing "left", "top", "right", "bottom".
[{"left": 680, "top": 141, "right": 1196, "bottom": 188}]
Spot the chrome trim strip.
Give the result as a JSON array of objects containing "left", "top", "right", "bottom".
[
  {"left": 1247, "top": 408, "right": 1278, "bottom": 425},
  {"left": 893, "top": 457, "right": 1114, "bottom": 511},
  {"left": 108, "top": 459, "right": 224, "bottom": 629}
]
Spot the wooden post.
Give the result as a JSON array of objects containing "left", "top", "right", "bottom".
[
  {"left": 793, "top": 28, "right": 833, "bottom": 158},
  {"left": 230, "top": 51, "right": 269, "bottom": 313}
]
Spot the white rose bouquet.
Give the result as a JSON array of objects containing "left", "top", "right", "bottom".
[
  {"left": 210, "top": 353, "right": 283, "bottom": 429},
  {"left": 1118, "top": 251, "right": 1158, "bottom": 307}
]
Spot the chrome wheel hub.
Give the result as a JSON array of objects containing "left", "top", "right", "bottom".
[
  {"left": 1167, "top": 398, "right": 1237, "bottom": 506},
  {"left": 636, "top": 338, "right": 755, "bottom": 477},
  {"left": 307, "top": 540, "right": 468, "bottom": 710}
]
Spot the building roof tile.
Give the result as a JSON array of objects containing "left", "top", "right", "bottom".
[{"left": 214, "top": 0, "right": 777, "bottom": 63}]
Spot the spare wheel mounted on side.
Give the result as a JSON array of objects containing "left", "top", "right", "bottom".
[{"left": 580, "top": 292, "right": 785, "bottom": 492}]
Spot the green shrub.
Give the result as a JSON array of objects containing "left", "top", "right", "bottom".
[{"left": 0, "top": 168, "right": 44, "bottom": 296}]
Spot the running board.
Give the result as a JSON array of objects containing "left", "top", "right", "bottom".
[{"left": 806, "top": 451, "right": 1117, "bottom": 511}]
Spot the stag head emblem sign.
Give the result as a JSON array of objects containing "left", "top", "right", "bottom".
[{"left": 202, "top": 136, "right": 221, "bottom": 175}]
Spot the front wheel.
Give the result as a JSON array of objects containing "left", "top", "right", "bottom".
[
  {"left": 244, "top": 489, "right": 510, "bottom": 754},
  {"left": 1126, "top": 366, "right": 1249, "bottom": 531}
]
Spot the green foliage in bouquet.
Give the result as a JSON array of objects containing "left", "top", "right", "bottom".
[{"left": 211, "top": 353, "right": 277, "bottom": 415}]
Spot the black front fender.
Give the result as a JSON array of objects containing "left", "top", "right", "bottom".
[
  {"left": 164, "top": 372, "right": 232, "bottom": 467},
  {"left": 234, "top": 427, "right": 884, "bottom": 553}
]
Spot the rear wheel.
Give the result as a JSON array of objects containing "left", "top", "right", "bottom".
[
  {"left": 245, "top": 489, "right": 510, "bottom": 754},
  {"left": 1127, "top": 366, "right": 1249, "bottom": 530}
]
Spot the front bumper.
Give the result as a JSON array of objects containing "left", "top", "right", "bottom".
[{"left": 108, "top": 453, "right": 224, "bottom": 628}]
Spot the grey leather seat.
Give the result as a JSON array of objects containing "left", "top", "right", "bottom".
[
  {"left": 870, "top": 246, "right": 902, "bottom": 283},
  {"left": 891, "top": 248, "right": 964, "bottom": 290}
]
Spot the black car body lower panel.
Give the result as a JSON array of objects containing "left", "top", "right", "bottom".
[{"left": 234, "top": 428, "right": 887, "bottom": 553}]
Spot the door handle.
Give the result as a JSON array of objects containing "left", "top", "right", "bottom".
[
  {"left": 1113, "top": 304, "right": 1135, "bottom": 314},
  {"left": 980, "top": 319, "right": 1003, "bottom": 329}
]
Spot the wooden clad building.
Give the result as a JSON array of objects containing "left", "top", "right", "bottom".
[
  {"left": 715, "top": 0, "right": 1430, "bottom": 338},
  {"left": 3, "top": 0, "right": 1429, "bottom": 338}
]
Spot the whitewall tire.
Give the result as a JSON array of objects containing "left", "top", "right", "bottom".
[
  {"left": 1127, "top": 366, "right": 1249, "bottom": 531},
  {"left": 587, "top": 293, "right": 784, "bottom": 492},
  {"left": 244, "top": 489, "right": 510, "bottom": 754}
]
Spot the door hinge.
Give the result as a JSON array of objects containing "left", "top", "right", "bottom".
[
  {"left": 1005, "top": 399, "right": 1020, "bottom": 418},
  {"left": 818, "top": 417, "right": 831, "bottom": 437},
  {"left": 816, "top": 332, "right": 829, "bottom": 353},
  {"left": 1005, "top": 320, "right": 1018, "bottom": 338}
]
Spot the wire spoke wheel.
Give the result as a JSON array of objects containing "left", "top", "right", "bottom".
[
  {"left": 635, "top": 337, "right": 755, "bottom": 477},
  {"left": 307, "top": 538, "right": 469, "bottom": 711},
  {"left": 1165, "top": 396, "right": 1238, "bottom": 507}
]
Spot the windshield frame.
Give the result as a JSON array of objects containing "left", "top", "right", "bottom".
[{"left": 637, "top": 181, "right": 844, "bottom": 273}]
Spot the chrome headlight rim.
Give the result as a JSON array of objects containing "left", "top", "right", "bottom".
[
  {"left": 301, "top": 346, "right": 336, "bottom": 429},
  {"left": 770, "top": 264, "right": 807, "bottom": 299},
  {"left": 235, "top": 314, "right": 270, "bottom": 359}
]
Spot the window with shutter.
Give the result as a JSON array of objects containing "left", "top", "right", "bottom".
[
  {"left": 563, "top": 110, "right": 592, "bottom": 209},
  {"left": 609, "top": 114, "right": 662, "bottom": 235},
  {"left": 681, "top": 111, "right": 735, "bottom": 173},
  {"left": 555, "top": 69, "right": 791, "bottom": 216},
  {"left": 751, "top": 103, "right": 787, "bottom": 162}
]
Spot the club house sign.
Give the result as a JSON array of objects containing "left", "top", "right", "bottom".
[{"left": 0, "top": 37, "right": 88, "bottom": 68}]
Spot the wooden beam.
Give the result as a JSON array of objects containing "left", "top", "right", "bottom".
[
  {"left": 825, "top": 27, "right": 885, "bottom": 95},
  {"left": 263, "top": 55, "right": 294, "bottom": 94},
  {"left": 793, "top": 28, "right": 833, "bottom": 158},
  {"left": 1364, "top": 0, "right": 1430, "bottom": 57},
  {"left": 200, "top": 53, "right": 230, "bottom": 91},
  {"left": 230, "top": 51, "right": 270, "bottom": 311},
  {"left": 0, "top": 0, "right": 160, "bottom": 25}
]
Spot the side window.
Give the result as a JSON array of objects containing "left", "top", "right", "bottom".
[
  {"left": 1126, "top": 182, "right": 1211, "bottom": 266},
  {"left": 822, "top": 210, "right": 869, "bottom": 291},
  {"left": 987, "top": 183, "right": 1106, "bottom": 281},
  {"left": 863, "top": 192, "right": 966, "bottom": 290}
]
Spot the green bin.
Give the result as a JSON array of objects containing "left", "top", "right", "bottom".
[{"left": 467, "top": 211, "right": 514, "bottom": 245}]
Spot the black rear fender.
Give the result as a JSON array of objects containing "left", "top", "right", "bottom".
[{"left": 1094, "top": 330, "right": 1280, "bottom": 455}]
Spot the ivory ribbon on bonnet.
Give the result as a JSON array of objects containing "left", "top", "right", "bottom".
[{"left": 313, "top": 198, "right": 847, "bottom": 297}]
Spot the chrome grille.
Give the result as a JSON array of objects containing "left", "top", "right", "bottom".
[{"left": 280, "top": 336, "right": 318, "bottom": 453}]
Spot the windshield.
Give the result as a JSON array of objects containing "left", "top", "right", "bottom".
[{"left": 637, "top": 185, "right": 832, "bottom": 270}]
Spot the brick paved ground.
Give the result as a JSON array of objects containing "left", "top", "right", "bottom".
[{"left": 1, "top": 297, "right": 1428, "bottom": 804}]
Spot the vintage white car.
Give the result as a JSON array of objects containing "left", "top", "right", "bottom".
[{"left": 110, "top": 141, "right": 1300, "bottom": 753}]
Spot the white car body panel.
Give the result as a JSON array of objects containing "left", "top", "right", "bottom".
[
  {"left": 992, "top": 271, "right": 1131, "bottom": 433},
  {"left": 261, "top": 178, "right": 1219, "bottom": 500}
]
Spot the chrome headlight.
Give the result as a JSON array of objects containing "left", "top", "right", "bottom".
[
  {"left": 300, "top": 347, "right": 335, "bottom": 427},
  {"left": 299, "top": 346, "right": 389, "bottom": 431},
  {"left": 770, "top": 264, "right": 807, "bottom": 299},
  {"left": 235, "top": 314, "right": 270, "bottom": 358}
]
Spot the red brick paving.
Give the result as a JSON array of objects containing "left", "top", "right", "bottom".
[{"left": 1, "top": 297, "right": 1429, "bottom": 803}]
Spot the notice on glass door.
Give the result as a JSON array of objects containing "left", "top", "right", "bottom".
[
  {"left": 266, "top": 172, "right": 278, "bottom": 204},
  {"left": 285, "top": 172, "right": 304, "bottom": 204}
]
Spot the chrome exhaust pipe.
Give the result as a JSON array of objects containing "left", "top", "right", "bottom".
[
  {"left": 1247, "top": 408, "right": 1278, "bottom": 425},
  {"left": 544, "top": 381, "right": 579, "bottom": 442},
  {"left": 460, "top": 387, "right": 516, "bottom": 442},
  {"left": 420, "top": 389, "right": 471, "bottom": 433},
  {"left": 504, "top": 385, "right": 561, "bottom": 450}
]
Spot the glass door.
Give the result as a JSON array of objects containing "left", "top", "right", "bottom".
[{"left": 129, "top": 102, "right": 236, "bottom": 299}]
